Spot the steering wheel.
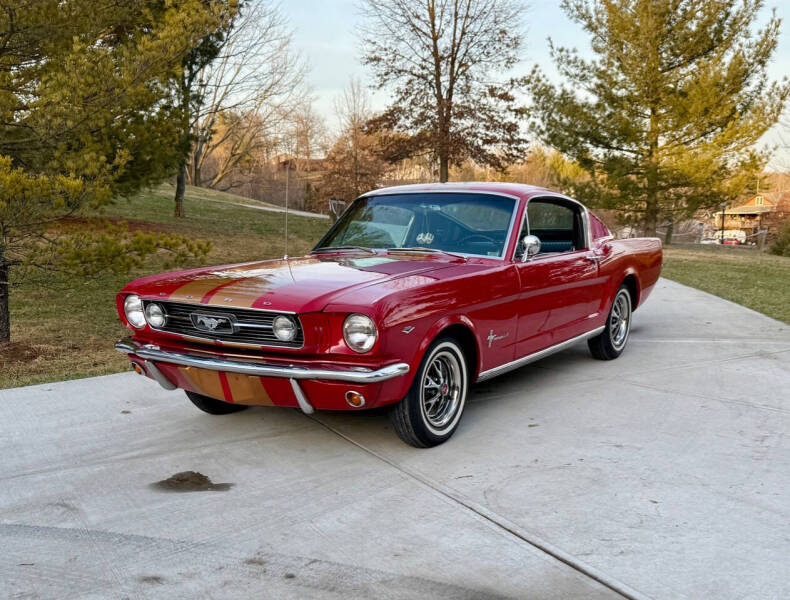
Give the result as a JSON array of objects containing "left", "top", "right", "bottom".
[{"left": 458, "top": 233, "right": 497, "bottom": 246}]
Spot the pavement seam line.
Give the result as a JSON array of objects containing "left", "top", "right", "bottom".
[{"left": 307, "top": 415, "right": 653, "bottom": 600}]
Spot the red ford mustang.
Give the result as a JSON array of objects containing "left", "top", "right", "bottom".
[{"left": 115, "top": 183, "right": 662, "bottom": 447}]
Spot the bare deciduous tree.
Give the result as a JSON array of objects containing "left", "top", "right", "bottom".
[
  {"left": 320, "top": 79, "right": 388, "bottom": 201},
  {"left": 185, "top": 0, "right": 306, "bottom": 193},
  {"left": 290, "top": 102, "right": 329, "bottom": 172},
  {"left": 359, "top": 0, "right": 529, "bottom": 182}
]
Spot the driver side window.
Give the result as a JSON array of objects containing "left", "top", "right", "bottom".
[
  {"left": 527, "top": 198, "right": 587, "bottom": 254},
  {"left": 515, "top": 198, "right": 587, "bottom": 259}
]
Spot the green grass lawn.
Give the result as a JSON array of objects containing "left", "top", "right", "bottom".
[
  {"left": 2, "top": 187, "right": 788, "bottom": 389},
  {"left": 1, "top": 184, "right": 329, "bottom": 389},
  {"left": 661, "top": 245, "right": 790, "bottom": 324}
]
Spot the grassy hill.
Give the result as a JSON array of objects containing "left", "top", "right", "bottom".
[{"left": 1, "top": 184, "right": 329, "bottom": 388}]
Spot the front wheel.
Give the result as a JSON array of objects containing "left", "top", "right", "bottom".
[
  {"left": 588, "top": 285, "right": 632, "bottom": 360},
  {"left": 389, "top": 337, "right": 469, "bottom": 448},
  {"left": 186, "top": 391, "right": 249, "bottom": 415}
]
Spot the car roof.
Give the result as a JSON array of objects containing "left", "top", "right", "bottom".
[{"left": 360, "top": 181, "right": 558, "bottom": 201}]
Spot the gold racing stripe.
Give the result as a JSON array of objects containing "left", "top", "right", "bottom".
[
  {"left": 225, "top": 373, "right": 273, "bottom": 405},
  {"left": 167, "top": 278, "right": 234, "bottom": 304},
  {"left": 179, "top": 366, "right": 226, "bottom": 401},
  {"left": 200, "top": 278, "right": 260, "bottom": 308},
  {"left": 166, "top": 262, "right": 271, "bottom": 304}
]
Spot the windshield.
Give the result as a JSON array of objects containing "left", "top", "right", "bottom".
[{"left": 314, "top": 193, "right": 517, "bottom": 258}]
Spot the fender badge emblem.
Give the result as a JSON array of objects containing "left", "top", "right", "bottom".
[
  {"left": 487, "top": 329, "right": 509, "bottom": 348},
  {"left": 223, "top": 297, "right": 234, "bottom": 302},
  {"left": 402, "top": 326, "right": 415, "bottom": 334}
]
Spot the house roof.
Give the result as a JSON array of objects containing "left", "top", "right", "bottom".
[
  {"left": 725, "top": 205, "right": 775, "bottom": 215},
  {"left": 724, "top": 194, "right": 777, "bottom": 215}
]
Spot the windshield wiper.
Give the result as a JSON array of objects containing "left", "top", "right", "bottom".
[
  {"left": 388, "top": 247, "right": 467, "bottom": 260},
  {"left": 311, "top": 245, "right": 376, "bottom": 255}
]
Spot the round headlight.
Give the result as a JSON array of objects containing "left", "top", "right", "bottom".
[
  {"left": 145, "top": 302, "right": 166, "bottom": 328},
  {"left": 343, "top": 314, "right": 377, "bottom": 353},
  {"left": 272, "top": 315, "right": 297, "bottom": 342},
  {"left": 123, "top": 294, "right": 146, "bottom": 329}
]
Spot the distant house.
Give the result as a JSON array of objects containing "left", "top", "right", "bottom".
[{"left": 714, "top": 194, "right": 779, "bottom": 240}]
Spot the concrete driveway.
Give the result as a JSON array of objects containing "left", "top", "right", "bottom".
[{"left": 2, "top": 279, "right": 789, "bottom": 600}]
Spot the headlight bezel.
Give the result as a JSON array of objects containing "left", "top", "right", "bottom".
[
  {"left": 343, "top": 313, "right": 378, "bottom": 353},
  {"left": 144, "top": 302, "right": 166, "bottom": 328},
  {"left": 272, "top": 314, "right": 298, "bottom": 342},
  {"left": 123, "top": 294, "right": 146, "bottom": 329}
]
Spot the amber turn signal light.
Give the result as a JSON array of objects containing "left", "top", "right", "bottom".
[{"left": 345, "top": 391, "right": 365, "bottom": 408}]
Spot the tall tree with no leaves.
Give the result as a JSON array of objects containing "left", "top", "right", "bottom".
[
  {"left": 320, "top": 80, "right": 388, "bottom": 202},
  {"left": 529, "top": 0, "right": 789, "bottom": 237},
  {"left": 173, "top": 0, "right": 239, "bottom": 217},
  {"left": 360, "top": 0, "right": 529, "bottom": 182},
  {"left": 185, "top": 0, "right": 306, "bottom": 195}
]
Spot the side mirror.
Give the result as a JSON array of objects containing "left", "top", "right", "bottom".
[{"left": 521, "top": 235, "right": 541, "bottom": 262}]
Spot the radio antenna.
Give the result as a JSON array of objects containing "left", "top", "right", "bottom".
[{"left": 284, "top": 155, "right": 289, "bottom": 259}]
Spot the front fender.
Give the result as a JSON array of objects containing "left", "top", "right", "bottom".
[{"left": 412, "top": 314, "right": 482, "bottom": 380}]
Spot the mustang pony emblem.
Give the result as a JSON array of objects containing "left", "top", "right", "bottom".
[{"left": 190, "top": 313, "right": 235, "bottom": 334}]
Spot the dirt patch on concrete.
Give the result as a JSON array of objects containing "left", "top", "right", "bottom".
[{"left": 151, "top": 471, "right": 233, "bottom": 493}]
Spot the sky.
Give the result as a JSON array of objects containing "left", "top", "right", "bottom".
[{"left": 289, "top": 1, "right": 790, "bottom": 168}]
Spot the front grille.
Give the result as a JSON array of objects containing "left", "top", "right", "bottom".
[{"left": 143, "top": 300, "right": 304, "bottom": 348}]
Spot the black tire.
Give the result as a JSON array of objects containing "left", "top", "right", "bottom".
[
  {"left": 588, "top": 284, "right": 632, "bottom": 360},
  {"left": 185, "top": 391, "right": 249, "bottom": 415},
  {"left": 389, "top": 337, "right": 469, "bottom": 448}
]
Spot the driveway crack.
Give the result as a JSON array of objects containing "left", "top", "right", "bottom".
[{"left": 307, "top": 415, "right": 652, "bottom": 600}]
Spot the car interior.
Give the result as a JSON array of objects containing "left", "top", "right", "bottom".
[
  {"left": 322, "top": 194, "right": 516, "bottom": 257},
  {"left": 515, "top": 198, "right": 587, "bottom": 259}
]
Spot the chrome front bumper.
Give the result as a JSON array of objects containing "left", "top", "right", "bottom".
[{"left": 115, "top": 339, "right": 410, "bottom": 413}]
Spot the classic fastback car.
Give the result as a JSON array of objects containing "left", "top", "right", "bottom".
[{"left": 115, "top": 183, "right": 662, "bottom": 447}]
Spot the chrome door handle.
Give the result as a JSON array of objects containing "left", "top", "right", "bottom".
[{"left": 585, "top": 254, "right": 601, "bottom": 263}]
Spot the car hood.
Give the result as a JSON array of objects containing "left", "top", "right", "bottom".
[{"left": 123, "top": 253, "right": 462, "bottom": 313}]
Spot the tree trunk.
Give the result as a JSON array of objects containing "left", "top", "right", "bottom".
[
  {"left": 643, "top": 107, "right": 659, "bottom": 237},
  {"left": 439, "top": 154, "right": 449, "bottom": 183},
  {"left": 644, "top": 197, "right": 658, "bottom": 237},
  {"left": 174, "top": 162, "right": 187, "bottom": 218},
  {"left": 0, "top": 252, "right": 10, "bottom": 344},
  {"left": 191, "top": 139, "right": 203, "bottom": 187},
  {"left": 664, "top": 220, "right": 674, "bottom": 245}
]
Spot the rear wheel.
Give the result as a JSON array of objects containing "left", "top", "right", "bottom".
[
  {"left": 389, "top": 337, "right": 469, "bottom": 448},
  {"left": 588, "top": 285, "right": 632, "bottom": 360},
  {"left": 185, "top": 391, "right": 248, "bottom": 415}
]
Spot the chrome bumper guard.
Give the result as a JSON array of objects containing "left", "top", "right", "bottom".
[{"left": 115, "top": 339, "right": 410, "bottom": 414}]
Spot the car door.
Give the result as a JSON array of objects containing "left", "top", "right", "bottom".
[{"left": 512, "top": 198, "right": 606, "bottom": 358}]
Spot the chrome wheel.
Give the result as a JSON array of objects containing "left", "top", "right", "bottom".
[
  {"left": 609, "top": 290, "right": 631, "bottom": 350},
  {"left": 420, "top": 349, "right": 463, "bottom": 431},
  {"left": 390, "top": 337, "right": 469, "bottom": 447}
]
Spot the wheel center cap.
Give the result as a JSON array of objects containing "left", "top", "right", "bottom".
[{"left": 441, "top": 383, "right": 449, "bottom": 395}]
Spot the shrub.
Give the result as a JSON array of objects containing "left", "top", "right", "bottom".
[{"left": 771, "top": 221, "right": 790, "bottom": 257}]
